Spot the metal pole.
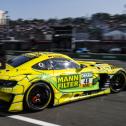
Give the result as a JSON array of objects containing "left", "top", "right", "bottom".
[
  {"left": 5, "top": 11, "right": 10, "bottom": 38},
  {"left": 71, "top": 27, "right": 76, "bottom": 50}
]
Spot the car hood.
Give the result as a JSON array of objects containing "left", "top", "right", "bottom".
[{"left": 77, "top": 60, "right": 114, "bottom": 73}]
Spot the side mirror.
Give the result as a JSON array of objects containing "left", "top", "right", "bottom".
[{"left": 80, "top": 64, "right": 86, "bottom": 69}]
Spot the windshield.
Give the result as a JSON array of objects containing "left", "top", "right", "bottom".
[{"left": 7, "top": 55, "right": 35, "bottom": 67}]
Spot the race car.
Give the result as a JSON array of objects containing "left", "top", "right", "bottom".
[{"left": 0, "top": 52, "right": 126, "bottom": 112}]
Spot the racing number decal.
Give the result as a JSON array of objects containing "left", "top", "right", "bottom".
[
  {"left": 80, "top": 73, "right": 93, "bottom": 87},
  {"left": 81, "top": 78, "right": 90, "bottom": 84},
  {"left": 80, "top": 78, "right": 93, "bottom": 87}
]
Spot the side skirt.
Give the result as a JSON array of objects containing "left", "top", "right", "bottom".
[{"left": 54, "top": 88, "right": 110, "bottom": 106}]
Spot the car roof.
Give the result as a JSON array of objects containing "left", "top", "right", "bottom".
[{"left": 23, "top": 52, "right": 69, "bottom": 59}]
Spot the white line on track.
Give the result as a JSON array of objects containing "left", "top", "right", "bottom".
[{"left": 8, "top": 115, "right": 61, "bottom": 126}]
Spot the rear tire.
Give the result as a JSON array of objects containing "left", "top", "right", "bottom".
[
  {"left": 24, "top": 82, "right": 52, "bottom": 111},
  {"left": 110, "top": 71, "right": 126, "bottom": 93}
]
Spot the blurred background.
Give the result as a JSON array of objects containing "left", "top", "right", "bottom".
[{"left": 0, "top": 0, "right": 126, "bottom": 61}]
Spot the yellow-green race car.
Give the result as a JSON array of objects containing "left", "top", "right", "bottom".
[{"left": 0, "top": 52, "right": 126, "bottom": 112}]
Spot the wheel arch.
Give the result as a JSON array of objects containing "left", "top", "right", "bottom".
[
  {"left": 23, "top": 80, "right": 54, "bottom": 111},
  {"left": 114, "top": 68, "right": 126, "bottom": 75},
  {"left": 110, "top": 70, "right": 126, "bottom": 93},
  {"left": 31, "top": 80, "right": 54, "bottom": 106},
  {"left": 117, "top": 70, "right": 126, "bottom": 90}
]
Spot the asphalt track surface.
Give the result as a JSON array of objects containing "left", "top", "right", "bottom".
[{"left": 0, "top": 56, "right": 126, "bottom": 126}]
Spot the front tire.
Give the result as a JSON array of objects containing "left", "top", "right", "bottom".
[
  {"left": 110, "top": 71, "right": 126, "bottom": 93},
  {"left": 24, "top": 82, "right": 52, "bottom": 111}
]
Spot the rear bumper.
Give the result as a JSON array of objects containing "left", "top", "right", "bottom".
[
  {"left": 0, "top": 100, "right": 12, "bottom": 111},
  {"left": 0, "top": 90, "right": 24, "bottom": 112},
  {"left": 0, "top": 92, "right": 13, "bottom": 111},
  {"left": 0, "top": 75, "right": 31, "bottom": 112}
]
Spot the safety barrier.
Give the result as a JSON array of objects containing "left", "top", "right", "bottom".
[
  {"left": 63, "top": 53, "right": 126, "bottom": 61},
  {"left": 5, "top": 51, "right": 126, "bottom": 61}
]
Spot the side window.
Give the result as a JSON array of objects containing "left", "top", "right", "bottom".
[
  {"left": 32, "top": 60, "right": 52, "bottom": 70},
  {"left": 50, "top": 58, "right": 80, "bottom": 70},
  {"left": 32, "top": 58, "right": 80, "bottom": 70},
  {"left": 70, "top": 61, "right": 80, "bottom": 69}
]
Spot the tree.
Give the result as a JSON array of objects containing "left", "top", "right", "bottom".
[
  {"left": 47, "top": 18, "right": 58, "bottom": 25},
  {"left": 60, "top": 17, "right": 73, "bottom": 25},
  {"left": 92, "top": 13, "right": 111, "bottom": 21},
  {"left": 89, "top": 27, "right": 102, "bottom": 40},
  {"left": 73, "top": 17, "right": 86, "bottom": 25}
]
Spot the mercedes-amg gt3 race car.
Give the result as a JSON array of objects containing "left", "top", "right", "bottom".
[{"left": 0, "top": 52, "right": 126, "bottom": 112}]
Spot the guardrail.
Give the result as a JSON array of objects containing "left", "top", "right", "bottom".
[
  {"left": 64, "top": 53, "right": 126, "bottom": 61},
  {"left": 1, "top": 41, "right": 126, "bottom": 61}
]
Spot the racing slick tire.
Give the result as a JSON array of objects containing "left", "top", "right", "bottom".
[
  {"left": 24, "top": 82, "right": 52, "bottom": 111},
  {"left": 110, "top": 71, "right": 126, "bottom": 93}
]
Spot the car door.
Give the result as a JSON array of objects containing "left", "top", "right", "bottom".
[
  {"left": 50, "top": 57, "right": 97, "bottom": 93},
  {"left": 49, "top": 58, "right": 79, "bottom": 92},
  {"left": 32, "top": 57, "right": 98, "bottom": 93}
]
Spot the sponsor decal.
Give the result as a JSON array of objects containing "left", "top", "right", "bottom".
[
  {"left": 57, "top": 73, "right": 94, "bottom": 89},
  {"left": 81, "top": 72, "right": 93, "bottom": 78},
  {"left": 57, "top": 74, "right": 80, "bottom": 89}
]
